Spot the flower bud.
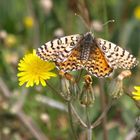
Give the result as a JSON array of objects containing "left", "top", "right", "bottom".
[{"left": 79, "top": 75, "right": 95, "bottom": 106}]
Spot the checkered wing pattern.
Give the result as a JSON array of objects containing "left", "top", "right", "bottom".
[
  {"left": 85, "top": 46, "right": 113, "bottom": 77},
  {"left": 96, "top": 38, "right": 138, "bottom": 69},
  {"left": 36, "top": 34, "right": 82, "bottom": 62},
  {"left": 36, "top": 31, "right": 138, "bottom": 78},
  {"left": 55, "top": 46, "right": 83, "bottom": 72}
]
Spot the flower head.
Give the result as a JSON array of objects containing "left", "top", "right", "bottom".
[
  {"left": 23, "top": 16, "right": 34, "bottom": 28},
  {"left": 17, "top": 50, "right": 56, "bottom": 87},
  {"left": 5, "top": 34, "right": 17, "bottom": 47},
  {"left": 132, "top": 86, "right": 140, "bottom": 100},
  {"left": 134, "top": 6, "right": 140, "bottom": 20}
]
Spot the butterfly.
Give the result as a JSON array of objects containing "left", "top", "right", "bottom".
[{"left": 36, "top": 32, "right": 138, "bottom": 77}]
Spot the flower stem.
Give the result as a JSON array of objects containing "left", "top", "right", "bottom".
[
  {"left": 91, "top": 99, "right": 115, "bottom": 129},
  {"left": 86, "top": 106, "right": 92, "bottom": 140},
  {"left": 99, "top": 79, "right": 108, "bottom": 140},
  {"left": 100, "top": 0, "right": 110, "bottom": 139},
  {"left": 46, "top": 81, "right": 65, "bottom": 100},
  {"left": 67, "top": 101, "right": 78, "bottom": 140},
  {"left": 71, "top": 104, "right": 87, "bottom": 128}
]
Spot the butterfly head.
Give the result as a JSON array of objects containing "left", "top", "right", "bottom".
[{"left": 84, "top": 32, "right": 94, "bottom": 43}]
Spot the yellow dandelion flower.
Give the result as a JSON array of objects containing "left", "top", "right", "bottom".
[
  {"left": 132, "top": 86, "right": 140, "bottom": 100},
  {"left": 17, "top": 50, "right": 56, "bottom": 87},
  {"left": 23, "top": 16, "right": 34, "bottom": 28},
  {"left": 5, "top": 34, "right": 17, "bottom": 47},
  {"left": 134, "top": 6, "right": 140, "bottom": 20}
]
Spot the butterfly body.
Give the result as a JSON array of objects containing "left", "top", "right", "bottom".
[
  {"left": 37, "top": 32, "right": 138, "bottom": 78},
  {"left": 78, "top": 32, "right": 94, "bottom": 61}
]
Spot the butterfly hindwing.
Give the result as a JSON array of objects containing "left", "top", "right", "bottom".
[
  {"left": 85, "top": 46, "right": 113, "bottom": 77},
  {"left": 96, "top": 38, "right": 138, "bottom": 69},
  {"left": 55, "top": 45, "right": 83, "bottom": 72},
  {"left": 37, "top": 34, "right": 82, "bottom": 62}
]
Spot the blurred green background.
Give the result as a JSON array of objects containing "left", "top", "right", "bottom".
[{"left": 0, "top": 0, "right": 140, "bottom": 140}]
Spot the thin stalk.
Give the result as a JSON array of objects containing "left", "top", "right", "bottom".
[
  {"left": 71, "top": 104, "right": 87, "bottom": 128},
  {"left": 91, "top": 99, "right": 115, "bottom": 129},
  {"left": 86, "top": 106, "right": 92, "bottom": 140},
  {"left": 99, "top": 79, "right": 108, "bottom": 140},
  {"left": 67, "top": 102, "right": 78, "bottom": 140},
  {"left": 46, "top": 81, "right": 65, "bottom": 100},
  {"left": 100, "top": 0, "right": 110, "bottom": 139}
]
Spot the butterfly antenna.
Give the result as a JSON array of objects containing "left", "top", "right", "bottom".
[
  {"left": 102, "top": 19, "right": 115, "bottom": 26},
  {"left": 75, "top": 13, "right": 90, "bottom": 31}
]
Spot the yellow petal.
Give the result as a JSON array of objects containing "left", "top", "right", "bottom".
[
  {"left": 134, "top": 86, "right": 140, "bottom": 91},
  {"left": 40, "top": 79, "right": 46, "bottom": 86},
  {"left": 132, "top": 92, "right": 140, "bottom": 95},
  {"left": 133, "top": 96, "right": 140, "bottom": 100}
]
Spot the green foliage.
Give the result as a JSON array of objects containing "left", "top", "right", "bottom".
[{"left": 0, "top": 0, "right": 139, "bottom": 140}]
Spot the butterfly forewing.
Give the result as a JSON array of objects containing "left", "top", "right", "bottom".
[
  {"left": 96, "top": 38, "right": 138, "bottom": 69},
  {"left": 37, "top": 34, "right": 82, "bottom": 62}
]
